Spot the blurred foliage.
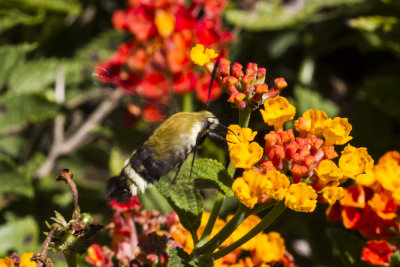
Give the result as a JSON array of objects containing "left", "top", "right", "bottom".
[{"left": 0, "top": 0, "right": 399, "bottom": 266}]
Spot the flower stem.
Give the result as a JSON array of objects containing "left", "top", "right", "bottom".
[
  {"left": 197, "top": 193, "right": 225, "bottom": 247},
  {"left": 238, "top": 107, "right": 251, "bottom": 128},
  {"left": 192, "top": 203, "right": 250, "bottom": 257},
  {"left": 210, "top": 201, "right": 286, "bottom": 260},
  {"left": 64, "top": 250, "right": 77, "bottom": 267},
  {"left": 182, "top": 92, "right": 194, "bottom": 112}
]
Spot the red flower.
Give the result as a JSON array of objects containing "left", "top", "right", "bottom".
[
  {"left": 110, "top": 195, "right": 142, "bottom": 213},
  {"left": 142, "top": 105, "right": 166, "bottom": 123},
  {"left": 361, "top": 240, "right": 394, "bottom": 266},
  {"left": 112, "top": 10, "right": 128, "bottom": 31},
  {"left": 172, "top": 71, "right": 197, "bottom": 94},
  {"left": 195, "top": 73, "right": 221, "bottom": 103},
  {"left": 137, "top": 69, "right": 169, "bottom": 98}
]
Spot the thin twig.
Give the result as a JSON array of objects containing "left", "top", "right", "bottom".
[
  {"left": 35, "top": 88, "right": 125, "bottom": 179},
  {"left": 31, "top": 226, "right": 56, "bottom": 267},
  {"left": 56, "top": 169, "right": 80, "bottom": 220}
]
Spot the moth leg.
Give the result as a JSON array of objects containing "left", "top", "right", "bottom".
[{"left": 171, "top": 160, "right": 184, "bottom": 184}]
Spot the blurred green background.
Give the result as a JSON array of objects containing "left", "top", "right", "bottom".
[{"left": 0, "top": 0, "right": 399, "bottom": 266}]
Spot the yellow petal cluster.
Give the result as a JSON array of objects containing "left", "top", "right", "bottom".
[
  {"left": 322, "top": 117, "right": 352, "bottom": 146},
  {"left": 260, "top": 170, "right": 290, "bottom": 201},
  {"left": 321, "top": 186, "right": 345, "bottom": 205},
  {"left": 314, "top": 159, "right": 343, "bottom": 186},
  {"left": 285, "top": 183, "right": 317, "bottom": 212},
  {"left": 227, "top": 125, "right": 263, "bottom": 169},
  {"left": 294, "top": 109, "right": 328, "bottom": 136},
  {"left": 190, "top": 44, "right": 218, "bottom": 66},
  {"left": 20, "top": 253, "right": 36, "bottom": 267},
  {"left": 232, "top": 170, "right": 264, "bottom": 209},
  {"left": 225, "top": 214, "right": 262, "bottom": 250},
  {"left": 260, "top": 96, "right": 296, "bottom": 131},
  {"left": 374, "top": 157, "right": 400, "bottom": 204},
  {"left": 0, "top": 257, "right": 13, "bottom": 267},
  {"left": 154, "top": 10, "right": 175, "bottom": 38},
  {"left": 254, "top": 232, "right": 286, "bottom": 263},
  {"left": 339, "top": 145, "right": 374, "bottom": 186}
]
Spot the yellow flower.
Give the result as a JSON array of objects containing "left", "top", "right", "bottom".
[
  {"left": 339, "top": 145, "right": 374, "bottom": 186},
  {"left": 154, "top": 10, "right": 175, "bottom": 38},
  {"left": 226, "top": 125, "right": 258, "bottom": 150},
  {"left": 260, "top": 96, "right": 296, "bottom": 131},
  {"left": 225, "top": 214, "right": 262, "bottom": 250},
  {"left": 232, "top": 170, "right": 263, "bottom": 209},
  {"left": 20, "top": 253, "right": 36, "bottom": 267},
  {"left": 254, "top": 232, "right": 285, "bottom": 263},
  {"left": 259, "top": 170, "right": 290, "bottom": 201},
  {"left": 294, "top": 109, "right": 328, "bottom": 136},
  {"left": 229, "top": 142, "right": 263, "bottom": 169},
  {"left": 322, "top": 117, "right": 352, "bottom": 146},
  {"left": 321, "top": 186, "right": 345, "bottom": 205},
  {"left": 0, "top": 257, "right": 13, "bottom": 267},
  {"left": 285, "top": 183, "right": 317, "bottom": 212},
  {"left": 374, "top": 160, "right": 400, "bottom": 198},
  {"left": 190, "top": 44, "right": 218, "bottom": 66},
  {"left": 314, "top": 159, "right": 343, "bottom": 186}
]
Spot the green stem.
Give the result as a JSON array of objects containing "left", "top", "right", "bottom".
[
  {"left": 238, "top": 107, "right": 251, "bottom": 128},
  {"left": 182, "top": 93, "right": 194, "bottom": 112},
  {"left": 192, "top": 204, "right": 250, "bottom": 257},
  {"left": 64, "top": 250, "right": 77, "bottom": 267},
  {"left": 197, "top": 193, "right": 225, "bottom": 247},
  {"left": 210, "top": 201, "right": 286, "bottom": 260}
]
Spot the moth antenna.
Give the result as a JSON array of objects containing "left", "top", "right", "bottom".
[
  {"left": 217, "top": 123, "right": 241, "bottom": 142},
  {"left": 206, "top": 57, "right": 221, "bottom": 110}
]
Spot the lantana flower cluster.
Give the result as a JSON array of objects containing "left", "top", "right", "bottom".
[
  {"left": 171, "top": 212, "right": 296, "bottom": 267},
  {"left": 228, "top": 105, "right": 371, "bottom": 213},
  {"left": 96, "top": 0, "right": 231, "bottom": 122},
  {"left": 327, "top": 151, "right": 400, "bottom": 266},
  {"left": 86, "top": 196, "right": 296, "bottom": 267},
  {"left": 190, "top": 44, "right": 287, "bottom": 109}
]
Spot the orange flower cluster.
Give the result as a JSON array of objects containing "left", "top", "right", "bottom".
[
  {"left": 96, "top": 0, "right": 232, "bottom": 122},
  {"left": 228, "top": 107, "right": 367, "bottom": 213},
  {"left": 171, "top": 212, "right": 296, "bottom": 267},
  {"left": 327, "top": 151, "right": 400, "bottom": 266}
]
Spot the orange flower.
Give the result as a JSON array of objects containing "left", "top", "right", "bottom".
[
  {"left": 368, "top": 191, "right": 397, "bottom": 220},
  {"left": 260, "top": 96, "right": 296, "bottom": 131},
  {"left": 322, "top": 117, "right": 352, "bottom": 146},
  {"left": 361, "top": 240, "right": 394, "bottom": 266},
  {"left": 226, "top": 125, "right": 258, "bottom": 150},
  {"left": 0, "top": 257, "right": 13, "bottom": 267},
  {"left": 294, "top": 109, "right": 328, "bottom": 136},
  {"left": 374, "top": 159, "right": 400, "bottom": 204},
  {"left": 285, "top": 183, "right": 317, "bottom": 212}
]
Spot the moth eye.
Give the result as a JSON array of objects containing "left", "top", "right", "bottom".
[{"left": 203, "top": 120, "right": 211, "bottom": 130}]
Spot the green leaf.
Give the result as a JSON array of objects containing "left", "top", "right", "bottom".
[
  {"left": 326, "top": 227, "right": 370, "bottom": 267},
  {"left": 0, "top": 136, "right": 24, "bottom": 157},
  {"left": 168, "top": 247, "right": 198, "bottom": 267},
  {"left": 0, "top": 214, "right": 39, "bottom": 255},
  {"left": 192, "top": 158, "right": 233, "bottom": 197},
  {"left": 109, "top": 147, "right": 127, "bottom": 177},
  {"left": 0, "top": 43, "right": 37, "bottom": 88},
  {"left": 0, "top": 9, "right": 44, "bottom": 33},
  {"left": 225, "top": 0, "right": 365, "bottom": 31},
  {"left": 390, "top": 250, "right": 400, "bottom": 267},
  {"left": 8, "top": 58, "right": 59, "bottom": 93},
  {"left": 0, "top": 92, "right": 60, "bottom": 133},
  {"left": 0, "top": 0, "right": 81, "bottom": 15},
  {"left": 0, "top": 156, "right": 34, "bottom": 201},
  {"left": 293, "top": 86, "right": 340, "bottom": 117}
]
